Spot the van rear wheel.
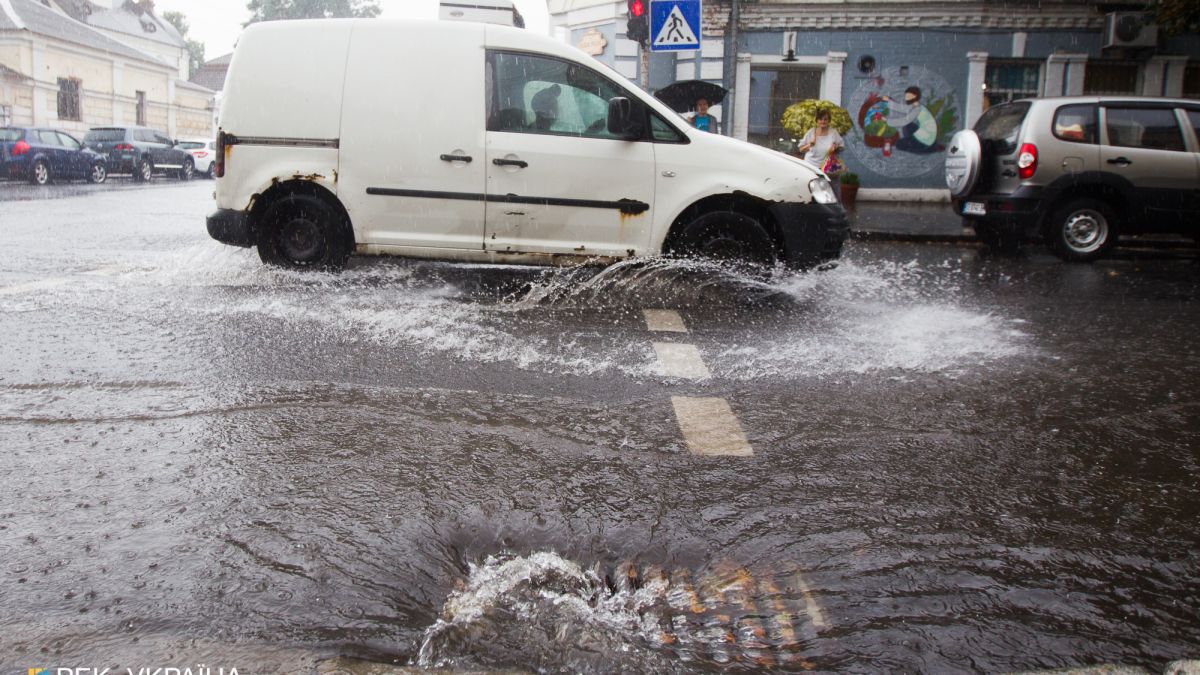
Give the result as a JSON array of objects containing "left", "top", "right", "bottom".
[
  {"left": 257, "top": 194, "right": 351, "bottom": 271},
  {"left": 671, "top": 211, "right": 776, "bottom": 271}
]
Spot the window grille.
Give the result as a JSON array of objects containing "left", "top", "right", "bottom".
[
  {"left": 1083, "top": 61, "right": 1139, "bottom": 95},
  {"left": 984, "top": 59, "right": 1041, "bottom": 106},
  {"left": 57, "top": 77, "right": 81, "bottom": 121}
]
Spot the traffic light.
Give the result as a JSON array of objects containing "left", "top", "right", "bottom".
[{"left": 626, "top": 0, "right": 648, "bottom": 45}]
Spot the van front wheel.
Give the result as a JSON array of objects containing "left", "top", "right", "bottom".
[
  {"left": 671, "top": 211, "right": 776, "bottom": 270},
  {"left": 257, "top": 195, "right": 351, "bottom": 271}
]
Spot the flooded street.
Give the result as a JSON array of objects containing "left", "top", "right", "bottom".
[{"left": 1, "top": 183, "right": 1198, "bottom": 673}]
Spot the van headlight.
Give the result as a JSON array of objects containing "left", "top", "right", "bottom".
[{"left": 809, "top": 177, "right": 838, "bottom": 204}]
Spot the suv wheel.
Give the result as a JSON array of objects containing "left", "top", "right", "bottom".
[
  {"left": 1048, "top": 198, "right": 1117, "bottom": 262},
  {"left": 134, "top": 158, "right": 153, "bottom": 183},
  {"left": 31, "top": 159, "right": 50, "bottom": 186},
  {"left": 670, "top": 211, "right": 777, "bottom": 272},
  {"left": 89, "top": 162, "right": 107, "bottom": 184},
  {"left": 257, "top": 194, "right": 352, "bottom": 271},
  {"left": 177, "top": 158, "right": 194, "bottom": 181}
]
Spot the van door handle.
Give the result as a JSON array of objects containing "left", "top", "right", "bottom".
[
  {"left": 493, "top": 158, "right": 528, "bottom": 168},
  {"left": 440, "top": 154, "right": 473, "bottom": 163},
  {"left": 1106, "top": 157, "right": 1132, "bottom": 166}
]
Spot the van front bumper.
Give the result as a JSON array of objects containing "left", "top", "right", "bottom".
[
  {"left": 207, "top": 208, "right": 254, "bottom": 247},
  {"left": 771, "top": 202, "right": 848, "bottom": 269}
]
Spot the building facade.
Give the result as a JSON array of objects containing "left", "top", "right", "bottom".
[
  {"left": 550, "top": 0, "right": 1200, "bottom": 196},
  {"left": 0, "top": 0, "right": 213, "bottom": 139}
]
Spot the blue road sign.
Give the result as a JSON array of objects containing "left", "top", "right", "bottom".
[{"left": 649, "top": 0, "right": 701, "bottom": 52}]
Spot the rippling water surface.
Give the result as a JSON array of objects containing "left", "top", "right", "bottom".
[{"left": 1, "top": 186, "right": 1198, "bottom": 672}]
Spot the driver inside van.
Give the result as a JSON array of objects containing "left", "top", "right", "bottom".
[{"left": 531, "top": 83, "right": 561, "bottom": 131}]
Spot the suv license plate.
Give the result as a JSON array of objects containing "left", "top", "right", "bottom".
[{"left": 963, "top": 202, "right": 986, "bottom": 216}]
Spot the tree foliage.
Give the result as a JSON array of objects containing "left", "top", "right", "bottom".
[
  {"left": 245, "top": 0, "right": 381, "bottom": 24},
  {"left": 162, "top": 10, "right": 206, "bottom": 79},
  {"left": 1153, "top": 0, "right": 1200, "bottom": 35}
]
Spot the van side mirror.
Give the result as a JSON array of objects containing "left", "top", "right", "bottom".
[{"left": 607, "top": 97, "right": 641, "bottom": 140}]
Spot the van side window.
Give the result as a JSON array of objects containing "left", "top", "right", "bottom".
[
  {"left": 1052, "top": 104, "right": 1096, "bottom": 144},
  {"left": 1105, "top": 107, "right": 1185, "bottom": 152},
  {"left": 650, "top": 113, "right": 685, "bottom": 142},
  {"left": 487, "top": 50, "right": 633, "bottom": 141}
]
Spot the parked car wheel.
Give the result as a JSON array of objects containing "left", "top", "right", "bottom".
[
  {"left": 1048, "top": 198, "right": 1117, "bottom": 262},
  {"left": 89, "top": 162, "right": 107, "bottom": 184},
  {"left": 671, "top": 211, "right": 777, "bottom": 271},
  {"left": 178, "top": 158, "right": 194, "bottom": 181},
  {"left": 134, "top": 158, "right": 153, "bottom": 182},
  {"left": 257, "top": 194, "right": 352, "bottom": 271},
  {"left": 31, "top": 159, "right": 50, "bottom": 186}
]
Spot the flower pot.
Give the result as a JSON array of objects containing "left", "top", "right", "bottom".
[{"left": 840, "top": 183, "right": 859, "bottom": 208}]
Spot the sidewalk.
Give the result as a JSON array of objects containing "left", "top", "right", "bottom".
[{"left": 846, "top": 200, "right": 974, "bottom": 243}]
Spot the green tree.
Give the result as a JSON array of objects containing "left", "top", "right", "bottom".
[
  {"left": 245, "top": 0, "right": 381, "bottom": 24},
  {"left": 1153, "top": 0, "right": 1200, "bottom": 35},
  {"left": 162, "top": 10, "right": 206, "bottom": 79}
]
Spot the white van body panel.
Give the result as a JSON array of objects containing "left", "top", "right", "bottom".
[
  {"left": 651, "top": 130, "right": 823, "bottom": 250},
  {"left": 218, "top": 20, "right": 352, "bottom": 140},
  {"left": 338, "top": 21, "right": 488, "bottom": 250},
  {"left": 218, "top": 146, "right": 340, "bottom": 212}
]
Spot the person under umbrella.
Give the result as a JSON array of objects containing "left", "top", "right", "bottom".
[{"left": 690, "top": 97, "right": 720, "bottom": 134}]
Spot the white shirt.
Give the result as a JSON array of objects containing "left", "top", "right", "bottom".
[{"left": 802, "top": 127, "right": 844, "bottom": 169}]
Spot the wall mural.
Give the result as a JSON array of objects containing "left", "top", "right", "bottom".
[{"left": 845, "top": 65, "right": 959, "bottom": 179}]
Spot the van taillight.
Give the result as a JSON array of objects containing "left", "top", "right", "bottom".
[
  {"left": 214, "top": 131, "right": 229, "bottom": 178},
  {"left": 11, "top": 140, "right": 29, "bottom": 156},
  {"left": 1017, "top": 143, "right": 1038, "bottom": 180}
]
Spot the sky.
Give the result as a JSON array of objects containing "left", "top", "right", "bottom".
[{"left": 149, "top": 0, "right": 551, "bottom": 61}]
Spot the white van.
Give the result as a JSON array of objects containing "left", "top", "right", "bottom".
[{"left": 206, "top": 19, "right": 847, "bottom": 271}]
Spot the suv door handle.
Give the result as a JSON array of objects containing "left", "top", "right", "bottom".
[
  {"left": 440, "top": 154, "right": 473, "bottom": 163},
  {"left": 493, "top": 158, "right": 528, "bottom": 168},
  {"left": 1106, "top": 157, "right": 1132, "bottom": 166}
]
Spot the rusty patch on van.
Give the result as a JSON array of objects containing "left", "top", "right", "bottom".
[{"left": 293, "top": 172, "right": 325, "bottom": 182}]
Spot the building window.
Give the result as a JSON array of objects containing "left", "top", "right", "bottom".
[
  {"left": 984, "top": 59, "right": 1041, "bottom": 106},
  {"left": 1184, "top": 64, "right": 1200, "bottom": 100},
  {"left": 748, "top": 67, "right": 822, "bottom": 152},
  {"left": 57, "top": 77, "right": 81, "bottom": 121},
  {"left": 1, "top": 104, "right": 11, "bottom": 126},
  {"left": 136, "top": 91, "right": 147, "bottom": 125},
  {"left": 1083, "top": 61, "right": 1139, "bottom": 95}
]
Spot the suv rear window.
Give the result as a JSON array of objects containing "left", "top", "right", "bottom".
[
  {"left": 85, "top": 129, "right": 124, "bottom": 143},
  {"left": 0, "top": 128, "right": 23, "bottom": 142},
  {"left": 974, "top": 101, "right": 1029, "bottom": 154},
  {"left": 178, "top": 141, "right": 204, "bottom": 150},
  {"left": 1053, "top": 104, "right": 1097, "bottom": 143}
]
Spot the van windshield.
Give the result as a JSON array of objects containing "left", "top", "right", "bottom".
[
  {"left": 974, "top": 102, "right": 1029, "bottom": 155},
  {"left": 85, "top": 129, "right": 125, "bottom": 143}
]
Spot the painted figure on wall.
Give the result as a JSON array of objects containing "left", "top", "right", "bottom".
[
  {"left": 882, "top": 87, "right": 939, "bottom": 154},
  {"left": 846, "top": 66, "right": 959, "bottom": 179}
]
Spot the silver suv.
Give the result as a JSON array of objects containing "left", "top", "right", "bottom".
[{"left": 946, "top": 96, "right": 1200, "bottom": 261}]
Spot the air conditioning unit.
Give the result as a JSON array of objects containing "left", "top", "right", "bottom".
[{"left": 1104, "top": 12, "right": 1158, "bottom": 48}]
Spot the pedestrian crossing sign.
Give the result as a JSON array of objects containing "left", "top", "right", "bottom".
[{"left": 649, "top": 0, "right": 701, "bottom": 52}]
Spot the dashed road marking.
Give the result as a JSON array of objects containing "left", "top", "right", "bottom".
[
  {"left": 653, "top": 342, "right": 711, "bottom": 379},
  {"left": 671, "top": 396, "right": 753, "bottom": 456},
  {"left": 794, "top": 570, "right": 827, "bottom": 629},
  {"left": 643, "top": 308, "right": 688, "bottom": 333}
]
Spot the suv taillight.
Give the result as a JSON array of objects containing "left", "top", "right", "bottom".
[
  {"left": 115, "top": 143, "right": 134, "bottom": 151},
  {"left": 11, "top": 140, "right": 29, "bottom": 156},
  {"left": 1017, "top": 143, "right": 1038, "bottom": 180}
]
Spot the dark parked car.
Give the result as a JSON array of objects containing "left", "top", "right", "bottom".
[
  {"left": 83, "top": 126, "right": 195, "bottom": 182},
  {"left": 1, "top": 126, "right": 107, "bottom": 185}
]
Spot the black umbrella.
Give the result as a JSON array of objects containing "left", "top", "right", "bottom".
[{"left": 654, "top": 80, "right": 728, "bottom": 113}]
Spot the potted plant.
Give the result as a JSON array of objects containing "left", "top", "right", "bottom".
[{"left": 839, "top": 171, "right": 860, "bottom": 208}]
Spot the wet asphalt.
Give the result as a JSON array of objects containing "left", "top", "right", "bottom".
[{"left": 0, "top": 180, "right": 1198, "bottom": 673}]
